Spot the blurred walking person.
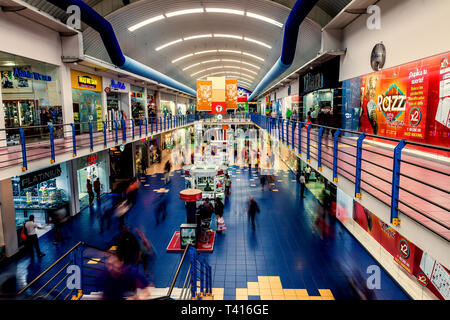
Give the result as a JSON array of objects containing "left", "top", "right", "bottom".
[
  {"left": 260, "top": 174, "right": 266, "bottom": 191},
  {"left": 215, "top": 197, "right": 226, "bottom": 232},
  {"left": 300, "top": 173, "right": 306, "bottom": 198},
  {"left": 117, "top": 225, "right": 140, "bottom": 266},
  {"left": 247, "top": 196, "right": 260, "bottom": 230},
  {"left": 135, "top": 228, "right": 155, "bottom": 282},
  {"left": 155, "top": 193, "right": 168, "bottom": 225},
  {"left": 94, "top": 178, "right": 101, "bottom": 201},
  {"left": 86, "top": 179, "right": 95, "bottom": 206},
  {"left": 164, "top": 160, "right": 172, "bottom": 184}
]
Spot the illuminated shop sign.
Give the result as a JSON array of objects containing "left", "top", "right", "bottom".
[
  {"left": 303, "top": 72, "right": 323, "bottom": 93},
  {"left": 78, "top": 75, "right": 98, "bottom": 89},
  {"left": 87, "top": 154, "right": 98, "bottom": 165},
  {"left": 111, "top": 79, "right": 126, "bottom": 90},
  {"left": 20, "top": 165, "right": 62, "bottom": 189},
  {"left": 13, "top": 68, "right": 52, "bottom": 81}
]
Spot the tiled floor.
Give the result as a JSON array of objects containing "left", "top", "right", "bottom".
[{"left": 1, "top": 152, "right": 410, "bottom": 300}]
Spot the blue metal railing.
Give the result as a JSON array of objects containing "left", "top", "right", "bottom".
[
  {"left": 0, "top": 115, "right": 196, "bottom": 172},
  {"left": 250, "top": 113, "right": 450, "bottom": 241}
]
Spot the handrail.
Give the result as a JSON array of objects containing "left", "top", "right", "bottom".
[
  {"left": 166, "top": 244, "right": 191, "bottom": 298},
  {"left": 16, "top": 241, "right": 114, "bottom": 297},
  {"left": 16, "top": 241, "right": 83, "bottom": 295}
]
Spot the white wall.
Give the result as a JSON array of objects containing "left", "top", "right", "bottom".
[{"left": 339, "top": 0, "right": 450, "bottom": 81}]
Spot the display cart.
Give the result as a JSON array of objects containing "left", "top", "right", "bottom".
[{"left": 183, "top": 164, "right": 228, "bottom": 205}]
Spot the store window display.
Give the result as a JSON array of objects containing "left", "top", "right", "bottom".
[
  {"left": 12, "top": 163, "right": 70, "bottom": 244},
  {"left": 77, "top": 152, "right": 109, "bottom": 208},
  {"left": 131, "top": 85, "right": 145, "bottom": 121},
  {"left": 1, "top": 52, "right": 62, "bottom": 145}
]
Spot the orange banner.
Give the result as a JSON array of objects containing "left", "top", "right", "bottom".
[
  {"left": 225, "top": 79, "right": 238, "bottom": 109},
  {"left": 197, "top": 80, "right": 212, "bottom": 111}
]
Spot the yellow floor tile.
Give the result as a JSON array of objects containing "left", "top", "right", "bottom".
[
  {"left": 236, "top": 295, "right": 248, "bottom": 300},
  {"left": 87, "top": 258, "right": 100, "bottom": 264},
  {"left": 318, "top": 289, "right": 334, "bottom": 298},
  {"left": 247, "top": 288, "right": 260, "bottom": 296},
  {"left": 270, "top": 288, "right": 284, "bottom": 296},
  {"left": 294, "top": 289, "right": 309, "bottom": 297},
  {"left": 236, "top": 288, "right": 248, "bottom": 295},
  {"left": 212, "top": 288, "right": 224, "bottom": 295},
  {"left": 272, "top": 295, "right": 285, "bottom": 300},
  {"left": 259, "top": 295, "right": 273, "bottom": 300},
  {"left": 259, "top": 282, "right": 271, "bottom": 289},
  {"left": 309, "top": 296, "right": 323, "bottom": 300},
  {"left": 258, "top": 276, "right": 270, "bottom": 283},
  {"left": 321, "top": 296, "right": 335, "bottom": 300},
  {"left": 247, "top": 282, "right": 259, "bottom": 289},
  {"left": 258, "top": 289, "right": 272, "bottom": 296},
  {"left": 283, "top": 289, "right": 296, "bottom": 296},
  {"left": 294, "top": 296, "right": 310, "bottom": 300},
  {"left": 272, "top": 189, "right": 279, "bottom": 192},
  {"left": 109, "top": 246, "right": 117, "bottom": 251}
]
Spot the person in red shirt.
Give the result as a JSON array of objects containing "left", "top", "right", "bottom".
[{"left": 94, "top": 178, "right": 101, "bottom": 201}]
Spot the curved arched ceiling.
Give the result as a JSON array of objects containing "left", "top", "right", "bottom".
[
  {"left": 81, "top": 0, "right": 322, "bottom": 91},
  {"left": 23, "top": 0, "right": 350, "bottom": 92}
]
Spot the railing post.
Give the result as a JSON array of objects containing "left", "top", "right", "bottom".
[
  {"left": 208, "top": 265, "right": 212, "bottom": 295},
  {"left": 200, "top": 259, "right": 204, "bottom": 297},
  {"left": 139, "top": 118, "right": 142, "bottom": 137},
  {"left": 88, "top": 122, "right": 94, "bottom": 152},
  {"left": 306, "top": 124, "right": 312, "bottom": 163},
  {"left": 354, "top": 133, "right": 366, "bottom": 198},
  {"left": 332, "top": 129, "right": 341, "bottom": 182},
  {"left": 298, "top": 122, "right": 303, "bottom": 156},
  {"left": 189, "top": 248, "right": 197, "bottom": 300},
  {"left": 131, "top": 119, "right": 135, "bottom": 140},
  {"left": 114, "top": 120, "right": 118, "bottom": 144},
  {"left": 151, "top": 118, "right": 154, "bottom": 133},
  {"left": 291, "top": 121, "right": 295, "bottom": 150},
  {"left": 390, "top": 139, "right": 407, "bottom": 224},
  {"left": 19, "top": 127, "right": 27, "bottom": 171},
  {"left": 121, "top": 119, "right": 126, "bottom": 143},
  {"left": 281, "top": 119, "right": 284, "bottom": 144},
  {"left": 164, "top": 116, "right": 166, "bottom": 131},
  {"left": 103, "top": 121, "right": 107, "bottom": 148},
  {"left": 71, "top": 123, "right": 77, "bottom": 157},
  {"left": 317, "top": 127, "right": 324, "bottom": 172},
  {"left": 286, "top": 120, "right": 289, "bottom": 147},
  {"left": 48, "top": 124, "right": 56, "bottom": 164},
  {"left": 145, "top": 118, "right": 148, "bottom": 136}
]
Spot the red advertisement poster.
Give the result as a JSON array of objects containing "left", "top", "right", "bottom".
[
  {"left": 359, "top": 51, "right": 450, "bottom": 148},
  {"left": 209, "top": 102, "right": 226, "bottom": 115},
  {"left": 394, "top": 235, "right": 416, "bottom": 275}
]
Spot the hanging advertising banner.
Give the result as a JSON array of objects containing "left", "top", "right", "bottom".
[
  {"left": 358, "top": 51, "right": 450, "bottom": 147},
  {"left": 225, "top": 80, "right": 238, "bottom": 109},
  {"left": 209, "top": 102, "right": 226, "bottom": 115},
  {"left": 197, "top": 80, "right": 212, "bottom": 111},
  {"left": 237, "top": 86, "right": 252, "bottom": 103}
]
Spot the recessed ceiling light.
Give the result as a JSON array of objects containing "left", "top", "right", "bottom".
[
  {"left": 166, "top": 8, "right": 204, "bottom": 17},
  {"left": 155, "top": 39, "right": 183, "bottom": 51},
  {"left": 194, "top": 50, "right": 218, "bottom": 55},
  {"left": 128, "top": 15, "right": 165, "bottom": 32},
  {"left": 218, "top": 49, "right": 242, "bottom": 54}
]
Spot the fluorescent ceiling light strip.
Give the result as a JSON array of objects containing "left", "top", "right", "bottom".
[
  {"left": 155, "top": 38, "right": 183, "bottom": 51},
  {"left": 128, "top": 15, "right": 165, "bottom": 31},
  {"left": 202, "top": 59, "right": 221, "bottom": 64},
  {"left": 166, "top": 8, "right": 204, "bottom": 17},
  {"left": 218, "top": 49, "right": 242, "bottom": 54},
  {"left": 206, "top": 66, "right": 223, "bottom": 70},
  {"left": 205, "top": 8, "right": 244, "bottom": 15},
  {"left": 191, "top": 69, "right": 208, "bottom": 77},
  {"left": 213, "top": 34, "right": 243, "bottom": 40},
  {"left": 244, "top": 37, "right": 272, "bottom": 49},
  {"left": 240, "top": 61, "right": 260, "bottom": 69},
  {"left": 242, "top": 52, "right": 264, "bottom": 61},
  {"left": 246, "top": 12, "right": 283, "bottom": 28},
  {"left": 184, "top": 34, "right": 212, "bottom": 40},
  {"left": 182, "top": 62, "right": 201, "bottom": 71},
  {"left": 240, "top": 67, "right": 257, "bottom": 74},
  {"left": 172, "top": 53, "right": 193, "bottom": 63},
  {"left": 194, "top": 50, "right": 218, "bottom": 55}
]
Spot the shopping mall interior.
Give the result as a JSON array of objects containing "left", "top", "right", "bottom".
[{"left": 0, "top": 0, "right": 448, "bottom": 307}]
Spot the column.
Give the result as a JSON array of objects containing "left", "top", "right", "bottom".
[
  {"left": 60, "top": 64, "right": 74, "bottom": 137},
  {"left": 0, "top": 82, "right": 6, "bottom": 147},
  {"left": 69, "top": 158, "right": 81, "bottom": 215},
  {"left": 0, "top": 178, "right": 18, "bottom": 257}
]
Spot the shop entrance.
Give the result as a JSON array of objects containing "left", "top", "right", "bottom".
[{"left": 109, "top": 144, "right": 134, "bottom": 193}]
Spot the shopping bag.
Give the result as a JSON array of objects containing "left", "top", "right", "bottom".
[
  {"left": 20, "top": 226, "right": 27, "bottom": 241},
  {"left": 217, "top": 217, "right": 227, "bottom": 231}
]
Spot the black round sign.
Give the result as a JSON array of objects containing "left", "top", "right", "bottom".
[{"left": 371, "top": 43, "right": 386, "bottom": 71}]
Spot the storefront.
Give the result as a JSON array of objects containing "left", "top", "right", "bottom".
[
  {"left": 131, "top": 85, "right": 145, "bottom": 120},
  {"left": 109, "top": 143, "right": 134, "bottom": 192},
  {"left": 11, "top": 163, "right": 71, "bottom": 244},
  {"left": 76, "top": 151, "right": 109, "bottom": 209},
  {"left": 147, "top": 91, "right": 157, "bottom": 117},
  {"left": 161, "top": 100, "right": 175, "bottom": 117},
  {"left": 1, "top": 52, "right": 63, "bottom": 144},
  {"left": 71, "top": 70, "right": 103, "bottom": 134},
  {"left": 103, "top": 77, "right": 131, "bottom": 124},
  {"left": 135, "top": 139, "right": 150, "bottom": 175},
  {"left": 299, "top": 56, "right": 341, "bottom": 127}
]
